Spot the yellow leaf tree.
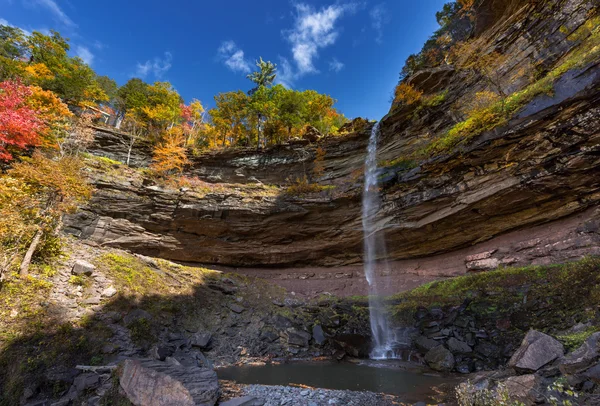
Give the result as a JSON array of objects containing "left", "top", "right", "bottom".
[{"left": 151, "top": 127, "right": 189, "bottom": 175}]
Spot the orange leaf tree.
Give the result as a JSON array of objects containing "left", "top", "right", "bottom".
[{"left": 151, "top": 127, "right": 189, "bottom": 175}]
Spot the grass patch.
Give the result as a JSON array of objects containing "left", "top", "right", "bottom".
[
  {"left": 95, "top": 252, "right": 216, "bottom": 297},
  {"left": 285, "top": 176, "right": 335, "bottom": 197},
  {"left": 557, "top": 326, "right": 599, "bottom": 351},
  {"left": 391, "top": 257, "right": 600, "bottom": 332},
  {"left": 380, "top": 157, "right": 418, "bottom": 170},
  {"left": 68, "top": 274, "right": 90, "bottom": 287}
]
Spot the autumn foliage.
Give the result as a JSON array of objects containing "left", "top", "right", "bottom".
[
  {"left": 394, "top": 82, "right": 423, "bottom": 106},
  {"left": 0, "top": 81, "right": 44, "bottom": 160},
  {"left": 151, "top": 128, "right": 189, "bottom": 175}
]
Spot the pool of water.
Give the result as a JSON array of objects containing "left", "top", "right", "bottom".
[{"left": 217, "top": 360, "right": 458, "bottom": 403}]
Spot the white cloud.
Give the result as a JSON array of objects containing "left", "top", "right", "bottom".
[
  {"left": 75, "top": 45, "right": 94, "bottom": 65},
  {"left": 370, "top": 3, "right": 390, "bottom": 44},
  {"left": 93, "top": 40, "right": 106, "bottom": 50},
  {"left": 33, "top": 0, "right": 76, "bottom": 27},
  {"left": 218, "top": 40, "right": 251, "bottom": 74},
  {"left": 274, "top": 57, "right": 296, "bottom": 88},
  {"left": 285, "top": 3, "right": 355, "bottom": 75},
  {"left": 0, "top": 18, "right": 36, "bottom": 37},
  {"left": 135, "top": 52, "right": 173, "bottom": 79},
  {"left": 329, "top": 58, "right": 344, "bottom": 73}
]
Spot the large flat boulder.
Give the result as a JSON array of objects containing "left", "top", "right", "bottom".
[
  {"left": 508, "top": 330, "right": 564, "bottom": 373},
  {"left": 120, "top": 359, "right": 219, "bottom": 406}
]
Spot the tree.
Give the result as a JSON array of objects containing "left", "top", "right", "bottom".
[
  {"left": 26, "top": 84, "right": 73, "bottom": 148},
  {"left": 58, "top": 112, "right": 95, "bottom": 157},
  {"left": 151, "top": 127, "right": 189, "bottom": 175},
  {"left": 140, "top": 81, "right": 182, "bottom": 136},
  {"left": 0, "top": 80, "right": 44, "bottom": 161},
  {"left": 116, "top": 78, "right": 150, "bottom": 116},
  {"left": 0, "top": 25, "right": 28, "bottom": 81},
  {"left": 247, "top": 57, "right": 277, "bottom": 95},
  {"left": 275, "top": 87, "right": 305, "bottom": 139},
  {"left": 211, "top": 90, "right": 250, "bottom": 147},
  {"left": 95, "top": 75, "right": 118, "bottom": 104},
  {"left": 450, "top": 41, "right": 510, "bottom": 114},
  {"left": 121, "top": 111, "right": 147, "bottom": 165},
  {"left": 5, "top": 152, "right": 92, "bottom": 275}
]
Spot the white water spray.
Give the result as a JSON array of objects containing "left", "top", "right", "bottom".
[{"left": 362, "top": 122, "right": 398, "bottom": 360}]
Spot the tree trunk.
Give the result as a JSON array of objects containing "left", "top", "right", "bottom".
[
  {"left": 126, "top": 137, "right": 135, "bottom": 166},
  {"left": 20, "top": 229, "right": 43, "bottom": 276}
]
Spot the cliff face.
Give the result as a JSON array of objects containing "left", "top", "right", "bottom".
[{"left": 67, "top": 0, "right": 600, "bottom": 296}]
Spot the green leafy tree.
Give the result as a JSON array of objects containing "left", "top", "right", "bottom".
[
  {"left": 247, "top": 57, "right": 277, "bottom": 95},
  {"left": 95, "top": 75, "right": 118, "bottom": 104},
  {"left": 276, "top": 87, "right": 306, "bottom": 139},
  {"left": 116, "top": 78, "right": 150, "bottom": 117}
]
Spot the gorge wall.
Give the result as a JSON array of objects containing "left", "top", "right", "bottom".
[{"left": 67, "top": 0, "right": 600, "bottom": 297}]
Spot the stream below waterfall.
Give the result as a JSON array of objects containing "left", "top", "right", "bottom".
[{"left": 217, "top": 360, "right": 458, "bottom": 403}]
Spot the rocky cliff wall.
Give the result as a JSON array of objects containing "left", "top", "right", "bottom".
[{"left": 70, "top": 0, "right": 600, "bottom": 296}]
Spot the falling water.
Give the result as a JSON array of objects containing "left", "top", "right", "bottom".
[{"left": 362, "top": 122, "right": 397, "bottom": 360}]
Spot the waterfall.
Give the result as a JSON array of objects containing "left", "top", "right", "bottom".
[{"left": 362, "top": 122, "right": 397, "bottom": 360}]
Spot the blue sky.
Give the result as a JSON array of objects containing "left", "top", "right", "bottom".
[{"left": 0, "top": 0, "right": 447, "bottom": 120}]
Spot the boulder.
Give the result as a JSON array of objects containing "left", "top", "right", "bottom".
[
  {"left": 101, "top": 286, "right": 117, "bottom": 298},
  {"left": 191, "top": 332, "right": 212, "bottom": 350},
  {"left": 424, "top": 345, "right": 455, "bottom": 372},
  {"left": 152, "top": 345, "right": 175, "bottom": 361},
  {"left": 447, "top": 337, "right": 472, "bottom": 354},
  {"left": 302, "top": 126, "right": 321, "bottom": 142},
  {"left": 119, "top": 359, "right": 219, "bottom": 406},
  {"left": 503, "top": 374, "right": 542, "bottom": 404},
  {"left": 312, "top": 324, "right": 326, "bottom": 346},
  {"left": 414, "top": 335, "right": 441, "bottom": 354},
  {"left": 559, "top": 332, "right": 600, "bottom": 375},
  {"left": 285, "top": 329, "right": 311, "bottom": 347},
  {"left": 509, "top": 330, "right": 564, "bottom": 373},
  {"left": 220, "top": 396, "right": 265, "bottom": 406},
  {"left": 72, "top": 260, "right": 95, "bottom": 276},
  {"left": 333, "top": 334, "right": 371, "bottom": 358}
]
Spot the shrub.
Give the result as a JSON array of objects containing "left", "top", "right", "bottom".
[
  {"left": 456, "top": 381, "right": 525, "bottom": 406},
  {"left": 393, "top": 82, "right": 423, "bottom": 106}
]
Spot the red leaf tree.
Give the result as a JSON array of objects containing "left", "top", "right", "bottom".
[{"left": 0, "top": 80, "right": 44, "bottom": 161}]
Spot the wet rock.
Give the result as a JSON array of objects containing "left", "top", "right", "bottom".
[
  {"left": 333, "top": 334, "right": 371, "bottom": 358},
  {"left": 272, "top": 315, "right": 293, "bottom": 328},
  {"left": 152, "top": 345, "right": 175, "bottom": 361},
  {"left": 260, "top": 330, "right": 279, "bottom": 343},
  {"left": 509, "top": 330, "right": 564, "bottom": 373},
  {"left": 475, "top": 342, "right": 501, "bottom": 359},
  {"left": 312, "top": 325, "right": 326, "bottom": 346},
  {"left": 119, "top": 359, "right": 219, "bottom": 406},
  {"left": 72, "top": 260, "right": 95, "bottom": 276},
  {"left": 447, "top": 337, "right": 472, "bottom": 354},
  {"left": 424, "top": 345, "right": 455, "bottom": 372},
  {"left": 560, "top": 332, "right": 600, "bottom": 375},
  {"left": 414, "top": 335, "right": 441, "bottom": 354},
  {"left": 285, "top": 329, "right": 311, "bottom": 347},
  {"left": 191, "top": 332, "right": 212, "bottom": 350}
]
